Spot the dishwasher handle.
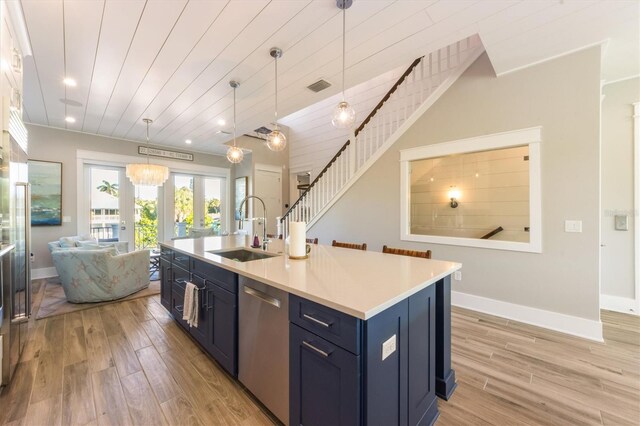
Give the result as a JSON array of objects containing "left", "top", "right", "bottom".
[{"left": 243, "top": 285, "right": 281, "bottom": 308}]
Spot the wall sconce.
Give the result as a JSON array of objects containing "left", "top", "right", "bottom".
[{"left": 448, "top": 186, "right": 460, "bottom": 208}]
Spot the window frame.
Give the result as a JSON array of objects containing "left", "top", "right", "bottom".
[{"left": 399, "top": 126, "right": 542, "bottom": 253}]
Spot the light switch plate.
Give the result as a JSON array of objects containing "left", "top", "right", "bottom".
[
  {"left": 62, "top": 216, "right": 71, "bottom": 223},
  {"left": 614, "top": 215, "right": 628, "bottom": 231},
  {"left": 453, "top": 271, "right": 462, "bottom": 281},
  {"left": 382, "top": 334, "right": 397, "bottom": 361},
  {"left": 565, "top": 220, "right": 582, "bottom": 233}
]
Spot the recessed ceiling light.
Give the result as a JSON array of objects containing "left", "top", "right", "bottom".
[
  {"left": 65, "top": 116, "right": 76, "bottom": 123},
  {"left": 185, "top": 139, "right": 192, "bottom": 144},
  {"left": 217, "top": 118, "right": 225, "bottom": 126},
  {"left": 63, "top": 77, "right": 77, "bottom": 87}
]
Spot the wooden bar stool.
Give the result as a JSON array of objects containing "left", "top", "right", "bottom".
[
  {"left": 306, "top": 237, "right": 319, "bottom": 244},
  {"left": 332, "top": 240, "right": 367, "bottom": 251},
  {"left": 382, "top": 245, "right": 431, "bottom": 259}
]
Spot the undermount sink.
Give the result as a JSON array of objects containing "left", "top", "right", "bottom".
[{"left": 208, "top": 248, "right": 280, "bottom": 262}]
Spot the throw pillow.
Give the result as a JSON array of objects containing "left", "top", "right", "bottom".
[{"left": 59, "top": 236, "right": 79, "bottom": 248}]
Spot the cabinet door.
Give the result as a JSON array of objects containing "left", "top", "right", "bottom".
[
  {"left": 290, "top": 324, "right": 360, "bottom": 426},
  {"left": 160, "top": 258, "right": 172, "bottom": 310},
  {"left": 206, "top": 282, "right": 237, "bottom": 376}
]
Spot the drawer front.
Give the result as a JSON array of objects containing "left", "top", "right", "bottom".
[
  {"left": 172, "top": 251, "right": 191, "bottom": 271},
  {"left": 160, "top": 245, "right": 173, "bottom": 261},
  {"left": 172, "top": 265, "right": 190, "bottom": 290},
  {"left": 191, "top": 258, "right": 237, "bottom": 294},
  {"left": 290, "top": 295, "right": 361, "bottom": 355}
]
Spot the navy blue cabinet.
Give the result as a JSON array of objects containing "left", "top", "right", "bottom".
[
  {"left": 206, "top": 282, "right": 237, "bottom": 375},
  {"left": 164, "top": 253, "right": 238, "bottom": 378},
  {"left": 290, "top": 323, "right": 360, "bottom": 426},
  {"left": 190, "top": 271, "right": 238, "bottom": 376},
  {"left": 160, "top": 258, "right": 172, "bottom": 310},
  {"left": 290, "top": 284, "right": 438, "bottom": 426}
]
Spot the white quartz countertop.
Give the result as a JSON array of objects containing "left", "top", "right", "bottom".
[{"left": 161, "top": 236, "right": 461, "bottom": 320}]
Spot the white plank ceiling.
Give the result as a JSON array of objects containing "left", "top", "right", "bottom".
[{"left": 20, "top": 0, "right": 639, "bottom": 156}]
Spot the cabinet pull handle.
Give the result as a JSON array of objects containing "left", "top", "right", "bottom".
[
  {"left": 302, "top": 341, "right": 331, "bottom": 358},
  {"left": 175, "top": 305, "right": 184, "bottom": 313},
  {"left": 175, "top": 278, "right": 188, "bottom": 285},
  {"left": 243, "top": 286, "right": 281, "bottom": 308},
  {"left": 206, "top": 290, "right": 213, "bottom": 311},
  {"left": 303, "top": 314, "right": 331, "bottom": 328}
]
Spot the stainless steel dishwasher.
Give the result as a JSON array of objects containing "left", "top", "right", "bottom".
[{"left": 238, "top": 276, "right": 289, "bottom": 425}]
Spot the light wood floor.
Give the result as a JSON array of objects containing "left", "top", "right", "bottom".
[{"left": 0, "top": 288, "right": 638, "bottom": 426}]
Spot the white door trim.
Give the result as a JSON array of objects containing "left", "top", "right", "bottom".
[{"left": 634, "top": 102, "right": 640, "bottom": 313}]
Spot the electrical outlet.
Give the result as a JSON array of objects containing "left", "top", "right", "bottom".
[
  {"left": 564, "top": 220, "right": 582, "bottom": 233},
  {"left": 62, "top": 216, "right": 71, "bottom": 223},
  {"left": 453, "top": 271, "right": 462, "bottom": 281},
  {"left": 382, "top": 334, "right": 397, "bottom": 361}
]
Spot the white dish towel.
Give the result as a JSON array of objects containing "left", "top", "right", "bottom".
[{"left": 183, "top": 282, "right": 199, "bottom": 328}]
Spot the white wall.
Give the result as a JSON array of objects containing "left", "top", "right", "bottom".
[
  {"left": 600, "top": 77, "right": 639, "bottom": 309},
  {"left": 310, "top": 49, "right": 602, "bottom": 326}
]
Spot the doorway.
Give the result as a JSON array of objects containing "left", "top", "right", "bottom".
[
  {"left": 169, "top": 173, "right": 227, "bottom": 239},
  {"left": 85, "top": 165, "right": 134, "bottom": 244},
  {"left": 254, "top": 165, "right": 282, "bottom": 236}
]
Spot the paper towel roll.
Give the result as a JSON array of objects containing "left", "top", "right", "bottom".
[{"left": 289, "top": 222, "right": 307, "bottom": 258}]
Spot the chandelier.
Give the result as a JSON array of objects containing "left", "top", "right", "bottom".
[{"left": 126, "top": 118, "right": 169, "bottom": 186}]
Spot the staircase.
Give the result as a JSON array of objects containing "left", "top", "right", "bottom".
[{"left": 280, "top": 35, "right": 484, "bottom": 237}]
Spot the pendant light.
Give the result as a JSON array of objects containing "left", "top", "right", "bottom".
[
  {"left": 267, "top": 47, "right": 286, "bottom": 152},
  {"left": 226, "top": 80, "right": 244, "bottom": 163},
  {"left": 126, "top": 118, "right": 169, "bottom": 186},
  {"left": 331, "top": 0, "right": 356, "bottom": 129}
]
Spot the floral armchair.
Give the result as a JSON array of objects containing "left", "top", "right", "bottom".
[{"left": 51, "top": 247, "right": 150, "bottom": 303}]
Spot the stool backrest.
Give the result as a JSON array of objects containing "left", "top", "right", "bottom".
[
  {"left": 332, "top": 240, "right": 367, "bottom": 251},
  {"left": 382, "top": 245, "right": 431, "bottom": 259}
]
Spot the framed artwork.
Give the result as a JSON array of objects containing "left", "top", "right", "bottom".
[
  {"left": 28, "top": 160, "right": 63, "bottom": 226},
  {"left": 235, "top": 176, "right": 248, "bottom": 220}
]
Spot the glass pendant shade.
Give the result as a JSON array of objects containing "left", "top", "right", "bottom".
[
  {"left": 331, "top": 101, "right": 356, "bottom": 128},
  {"left": 126, "top": 163, "right": 169, "bottom": 186},
  {"left": 266, "top": 128, "right": 286, "bottom": 151},
  {"left": 226, "top": 145, "right": 244, "bottom": 163}
]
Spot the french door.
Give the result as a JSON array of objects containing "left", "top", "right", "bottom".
[
  {"left": 166, "top": 173, "right": 226, "bottom": 239},
  {"left": 83, "top": 164, "right": 227, "bottom": 248},
  {"left": 84, "top": 164, "right": 164, "bottom": 250},
  {"left": 85, "top": 165, "right": 135, "bottom": 245}
]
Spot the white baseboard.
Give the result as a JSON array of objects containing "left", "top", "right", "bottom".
[
  {"left": 31, "top": 267, "right": 57, "bottom": 280},
  {"left": 600, "top": 294, "right": 639, "bottom": 316},
  {"left": 452, "top": 291, "right": 604, "bottom": 342}
]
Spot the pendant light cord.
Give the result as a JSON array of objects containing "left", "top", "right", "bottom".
[
  {"left": 145, "top": 120, "right": 150, "bottom": 165},
  {"left": 274, "top": 55, "right": 278, "bottom": 130},
  {"left": 342, "top": 6, "right": 346, "bottom": 101},
  {"left": 233, "top": 85, "right": 237, "bottom": 147}
]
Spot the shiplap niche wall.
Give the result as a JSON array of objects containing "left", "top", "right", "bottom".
[{"left": 410, "top": 145, "right": 530, "bottom": 242}]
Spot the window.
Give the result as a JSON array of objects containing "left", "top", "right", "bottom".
[{"left": 400, "top": 127, "right": 542, "bottom": 252}]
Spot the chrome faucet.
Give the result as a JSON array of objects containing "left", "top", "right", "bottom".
[{"left": 238, "top": 195, "right": 270, "bottom": 250}]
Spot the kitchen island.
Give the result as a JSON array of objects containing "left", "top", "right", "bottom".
[{"left": 159, "top": 235, "right": 460, "bottom": 426}]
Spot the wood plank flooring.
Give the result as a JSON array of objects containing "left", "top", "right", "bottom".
[{"left": 1, "top": 290, "right": 638, "bottom": 425}]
